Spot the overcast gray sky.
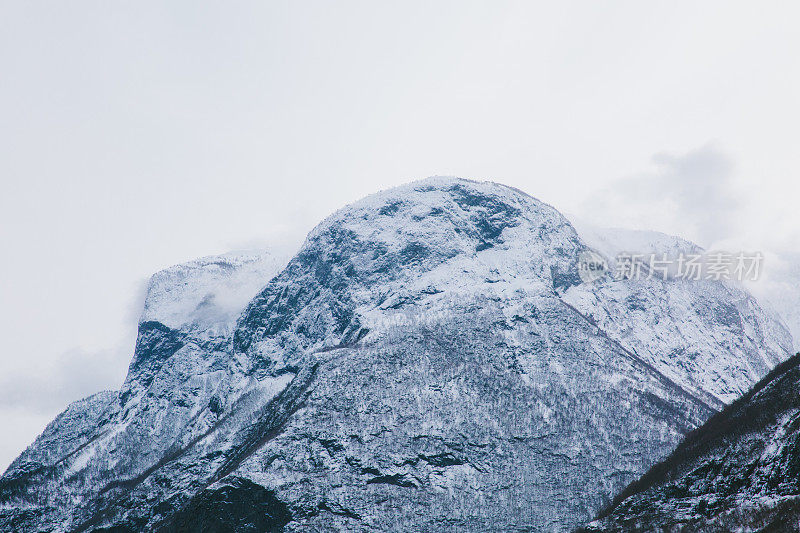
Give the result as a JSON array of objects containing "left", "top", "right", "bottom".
[{"left": 2, "top": 1, "right": 799, "bottom": 470}]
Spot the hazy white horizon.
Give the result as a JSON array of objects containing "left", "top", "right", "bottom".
[{"left": 2, "top": 1, "right": 800, "bottom": 471}]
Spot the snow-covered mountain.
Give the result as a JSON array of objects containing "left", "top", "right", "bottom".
[
  {"left": 0, "top": 178, "right": 792, "bottom": 532},
  {"left": 583, "top": 351, "right": 800, "bottom": 532}
]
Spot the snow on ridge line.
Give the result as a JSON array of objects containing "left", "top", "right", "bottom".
[{"left": 139, "top": 249, "right": 291, "bottom": 335}]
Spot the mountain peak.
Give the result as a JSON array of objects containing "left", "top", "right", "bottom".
[{"left": 233, "top": 177, "right": 585, "bottom": 370}]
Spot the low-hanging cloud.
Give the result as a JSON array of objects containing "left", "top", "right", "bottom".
[
  {"left": 588, "top": 145, "right": 741, "bottom": 248},
  {"left": 583, "top": 144, "right": 799, "bottom": 350},
  {"left": 0, "top": 346, "right": 129, "bottom": 414}
]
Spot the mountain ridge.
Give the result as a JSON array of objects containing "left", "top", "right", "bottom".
[{"left": 583, "top": 350, "right": 800, "bottom": 532}]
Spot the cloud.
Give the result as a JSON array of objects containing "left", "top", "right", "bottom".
[
  {"left": 651, "top": 147, "right": 739, "bottom": 245},
  {"left": 580, "top": 144, "right": 799, "bottom": 349},
  {"left": 587, "top": 145, "right": 741, "bottom": 248},
  {"left": 0, "top": 346, "right": 129, "bottom": 414}
]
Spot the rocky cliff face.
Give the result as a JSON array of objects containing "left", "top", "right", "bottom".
[
  {"left": 0, "top": 178, "right": 792, "bottom": 532},
  {"left": 583, "top": 351, "right": 800, "bottom": 532}
]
